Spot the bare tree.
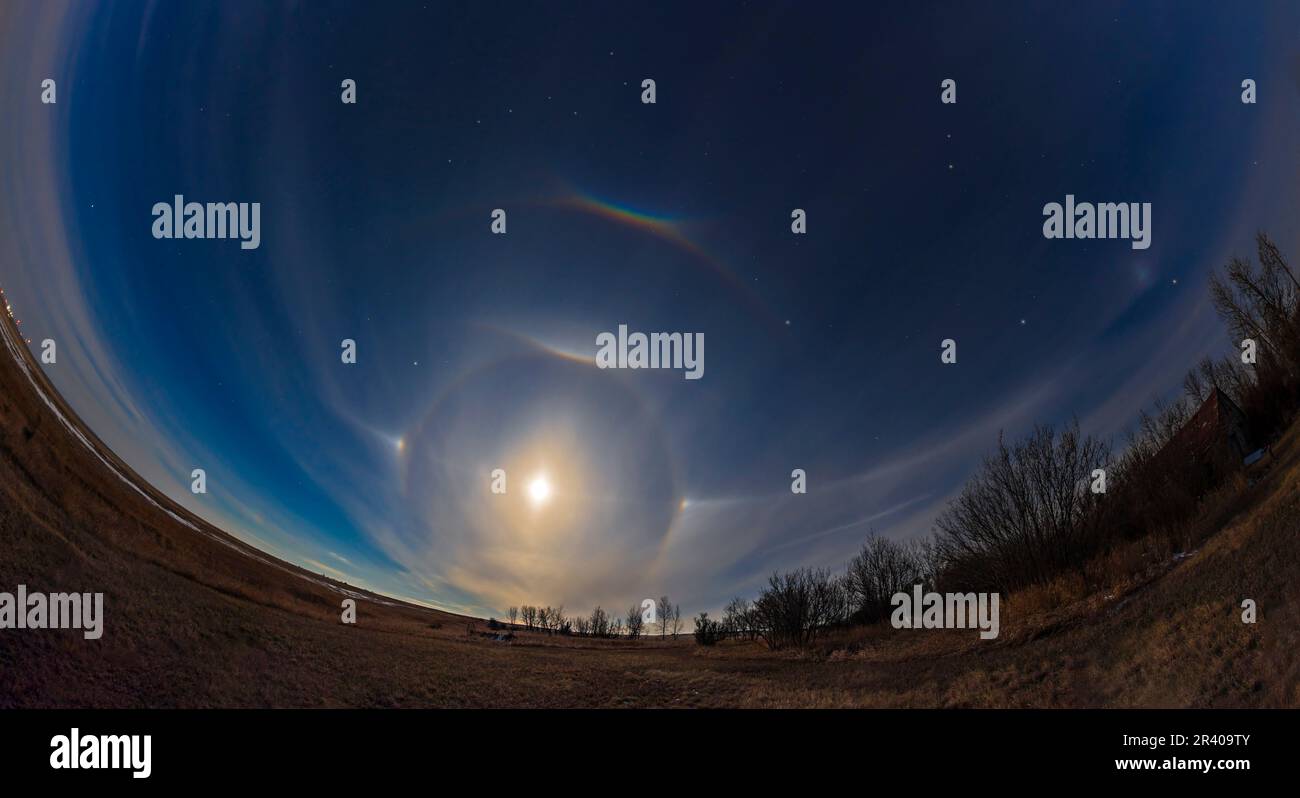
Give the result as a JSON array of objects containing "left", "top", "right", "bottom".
[
  {"left": 507, "top": 606, "right": 518, "bottom": 628},
  {"left": 845, "top": 532, "right": 930, "bottom": 623},
  {"left": 1208, "top": 233, "right": 1300, "bottom": 438},
  {"left": 657, "top": 595, "right": 671, "bottom": 638},
  {"left": 1210, "top": 237, "right": 1300, "bottom": 370},
  {"left": 722, "top": 597, "right": 750, "bottom": 640},
  {"left": 588, "top": 606, "right": 609, "bottom": 638},
  {"left": 544, "top": 606, "right": 564, "bottom": 634},
  {"left": 625, "top": 604, "right": 644, "bottom": 640}
]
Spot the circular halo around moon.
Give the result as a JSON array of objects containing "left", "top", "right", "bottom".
[{"left": 398, "top": 352, "right": 679, "bottom": 601}]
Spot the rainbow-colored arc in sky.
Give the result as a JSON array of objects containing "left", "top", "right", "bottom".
[{"left": 557, "top": 189, "right": 783, "bottom": 329}]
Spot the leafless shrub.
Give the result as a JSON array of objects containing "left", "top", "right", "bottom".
[
  {"left": 750, "top": 567, "right": 848, "bottom": 650},
  {"left": 693, "top": 612, "right": 723, "bottom": 646},
  {"left": 845, "top": 532, "right": 932, "bottom": 623},
  {"left": 933, "top": 421, "right": 1109, "bottom": 592}
]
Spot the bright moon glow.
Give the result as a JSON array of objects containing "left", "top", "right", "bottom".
[{"left": 527, "top": 474, "right": 553, "bottom": 506}]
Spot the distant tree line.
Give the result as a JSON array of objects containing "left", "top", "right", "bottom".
[{"left": 502, "top": 596, "right": 682, "bottom": 640}]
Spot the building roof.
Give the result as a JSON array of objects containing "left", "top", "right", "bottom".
[{"left": 1156, "top": 388, "right": 1245, "bottom": 465}]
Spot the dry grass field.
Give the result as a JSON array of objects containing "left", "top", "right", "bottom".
[{"left": 1, "top": 310, "right": 1297, "bottom": 708}]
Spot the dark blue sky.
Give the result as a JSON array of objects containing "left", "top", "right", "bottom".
[{"left": 1, "top": 1, "right": 1296, "bottom": 616}]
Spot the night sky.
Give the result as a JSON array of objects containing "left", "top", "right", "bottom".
[{"left": 1, "top": 1, "right": 1296, "bottom": 617}]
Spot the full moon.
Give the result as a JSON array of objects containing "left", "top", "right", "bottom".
[{"left": 527, "top": 474, "right": 553, "bottom": 506}]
